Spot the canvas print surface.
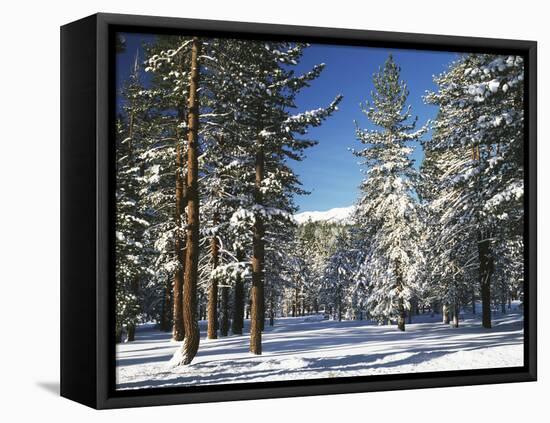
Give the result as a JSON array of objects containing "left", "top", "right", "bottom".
[{"left": 114, "top": 32, "right": 525, "bottom": 391}]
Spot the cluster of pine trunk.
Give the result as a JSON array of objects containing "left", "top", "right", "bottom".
[
  {"left": 114, "top": 35, "right": 342, "bottom": 365},
  {"left": 115, "top": 36, "right": 524, "bottom": 364}
]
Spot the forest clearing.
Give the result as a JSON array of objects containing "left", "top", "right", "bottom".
[
  {"left": 114, "top": 32, "right": 525, "bottom": 389},
  {"left": 117, "top": 303, "right": 523, "bottom": 389}
]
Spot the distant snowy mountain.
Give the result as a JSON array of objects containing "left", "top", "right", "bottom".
[{"left": 294, "top": 206, "right": 355, "bottom": 225}]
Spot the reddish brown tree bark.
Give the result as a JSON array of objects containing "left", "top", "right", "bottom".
[
  {"left": 180, "top": 37, "right": 201, "bottom": 364},
  {"left": 173, "top": 139, "right": 186, "bottom": 342},
  {"left": 250, "top": 148, "right": 265, "bottom": 355}
]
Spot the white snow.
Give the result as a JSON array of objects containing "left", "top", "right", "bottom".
[
  {"left": 116, "top": 307, "right": 523, "bottom": 390},
  {"left": 294, "top": 206, "right": 355, "bottom": 225},
  {"left": 487, "top": 79, "right": 500, "bottom": 93}
]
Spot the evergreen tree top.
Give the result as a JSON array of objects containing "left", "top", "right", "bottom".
[{"left": 361, "top": 54, "right": 419, "bottom": 134}]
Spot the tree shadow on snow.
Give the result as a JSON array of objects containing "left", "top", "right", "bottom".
[{"left": 116, "top": 313, "right": 523, "bottom": 389}]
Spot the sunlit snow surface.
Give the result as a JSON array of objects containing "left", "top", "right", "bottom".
[
  {"left": 116, "top": 306, "right": 523, "bottom": 390},
  {"left": 294, "top": 206, "right": 355, "bottom": 224}
]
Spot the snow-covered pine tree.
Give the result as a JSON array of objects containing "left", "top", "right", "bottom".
[
  {"left": 322, "top": 230, "right": 356, "bottom": 321},
  {"left": 425, "top": 53, "right": 524, "bottom": 328},
  {"left": 144, "top": 36, "right": 261, "bottom": 343},
  {"left": 420, "top": 128, "right": 477, "bottom": 328},
  {"left": 291, "top": 220, "right": 355, "bottom": 319},
  {"left": 140, "top": 35, "right": 195, "bottom": 339},
  {"left": 196, "top": 39, "right": 263, "bottom": 340},
  {"left": 200, "top": 129, "right": 252, "bottom": 339},
  {"left": 264, "top": 219, "right": 298, "bottom": 321},
  {"left": 231, "top": 246, "right": 247, "bottom": 335},
  {"left": 144, "top": 36, "right": 202, "bottom": 363},
  {"left": 353, "top": 55, "right": 426, "bottom": 331},
  {"left": 311, "top": 222, "right": 344, "bottom": 315},
  {"left": 293, "top": 222, "right": 326, "bottom": 316},
  {"left": 115, "top": 120, "right": 142, "bottom": 342},
  {"left": 179, "top": 36, "right": 202, "bottom": 364},
  {"left": 492, "top": 237, "right": 524, "bottom": 312},
  {"left": 215, "top": 41, "right": 342, "bottom": 354},
  {"left": 114, "top": 54, "right": 150, "bottom": 342}
]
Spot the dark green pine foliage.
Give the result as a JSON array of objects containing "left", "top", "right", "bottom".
[
  {"left": 353, "top": 55, "right": 425, "bottom": 330},
  {"left": 114, "top": 56, "right": 150, "bottom": 342},
  {"left": 425, "top": 53, "right": 525, "bottom": 328}
]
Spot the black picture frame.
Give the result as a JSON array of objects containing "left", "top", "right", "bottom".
[{"left": 60, "top": 12, "right": 537, "bottom": 409}]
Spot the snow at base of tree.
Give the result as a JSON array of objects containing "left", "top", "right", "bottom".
[
  {"left": 116, "top": 304, "right": 523, "bottom": 390},
  {"left": 294, "top": 206, "right": 355, "bottom": 225}
]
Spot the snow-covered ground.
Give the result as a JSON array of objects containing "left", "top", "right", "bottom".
[{"left": 116, "top": 306, "right": 523, "bottom": 390}]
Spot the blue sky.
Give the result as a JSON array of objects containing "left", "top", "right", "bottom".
[
  {"left": 116, "top": 34, "right": 458, "bottom": 213},
  {"left": 288, "top": 44, "right": 457, "bottom": 212}
]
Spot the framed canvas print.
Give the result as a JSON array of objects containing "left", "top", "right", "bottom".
[{"left": 60, "top": 13, "right": 537, "bottom": 409}]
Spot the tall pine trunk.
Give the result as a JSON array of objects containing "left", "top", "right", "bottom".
[
  {"left": 180, "top": 37, "right": 201, "bottom": 364},
  {"left": 269, "top": 287, "right": 275, "bottom": 326},
  {"left": 451, "top": 302, "right": 460, "bottom": 328},
  {"left": 294, "top": 285, "right": 300, "bottom": 317},
  {"left": 300, "top": 286, "right": 305, "bottom": 317},
  {"left": 173, "top": 139, "right": 186, "bottom": 342},
  {"left": 127, "top": 276, "right": 139, "bottom": 342},
  {"left": 396, "top": 268, "right": 406, "bottom": 331},
  {"left": 337, "top": 290, "right": 342, "bottom": 322},
  {"left": 500, "top": 284, "right": 507, "bottom": 314},
  {"left": 260, "top": 280, "right": 266, "bottom": 331},
  {"left": 115, "top": 326, "right": 122, "bottom": 344},
  {"left": 397, "top": 298, "right": 406, "bottom": 331},
  {"left": 207, "top": 225, "right": 219, "bottom": 339},
  {"left": 231, "top": 250, "right": 245, "bottom": 335},
  {"left": 473, "top": 145, "right": 492, "bottom": 329},
  {"left": 250, "top": 148, "right": 265, "bottom": 355},
  {"left": 127, "top": 322, "right": 136, "bottom": 342},
  {"left": 479, "top": 232, "right": 493, "bottom": 329},
  {"left": 220, "top": 283, "right": 229, "bottom": 336},
  {"left": 442, "top": 304, "right": 450, "bottom": 324}
]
